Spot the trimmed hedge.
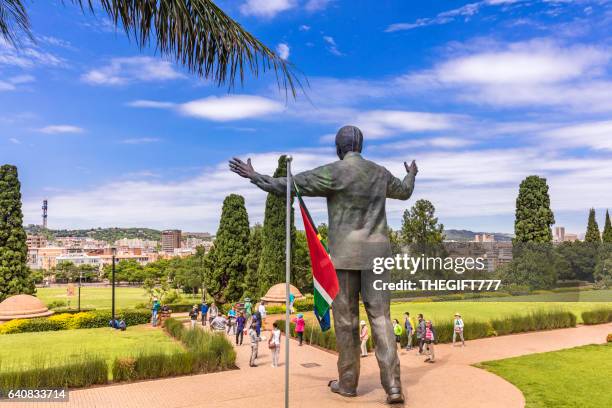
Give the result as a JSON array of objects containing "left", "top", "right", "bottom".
[
  {"left": 0, "top": 309, "right": 151, "bottom": 334},
  {"left": 278, "top": 310, "right": 577, "bottom": 352},
  {"left": 581, "top": 308, "right": 612, "bottom": 325},
  {"left": 113, "top": 318, "right": 236, "bottom": 382},
  {"left": 0, "top": 358, "right": 108, "bottom": 391}
]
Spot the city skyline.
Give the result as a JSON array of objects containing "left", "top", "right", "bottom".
[{"left": 2, "top": 1, "right": 612, "bottom": 233}]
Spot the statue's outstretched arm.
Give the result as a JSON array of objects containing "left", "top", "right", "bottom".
[{"left": 387, "top": 160, "right": 418, "bottom": 200}]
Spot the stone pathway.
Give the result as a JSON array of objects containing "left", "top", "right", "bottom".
[{"left": 12, "top": 322, "right": 611, "bottom": 408}]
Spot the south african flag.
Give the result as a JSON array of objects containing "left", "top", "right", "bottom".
[{"left": 294, "top": 182, "right": 339, "bottom": 332}]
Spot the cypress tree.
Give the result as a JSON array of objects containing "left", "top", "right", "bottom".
[
  {"left": 585, "top": 208, "right": 601, "bottom": 243},
  {"left": 257, "top": 155, "right": 296, "bottom": 295},
  {"left": 400, "top": 199, "right": 444, "bottom": 245},
  {"left": 513, "top": 175, "right": 555, "bottom": 243},
  {"left": 243, "top": 224, "right": 263, "bottom": 298},
  {"left": 602, "top": 210, "right": 612, "bottom": 243},
  {"left": 204, "top": 194, "right": 250, "bottom": 304},
  {"left": 0, "top": 165, "right": 35, "bottom": 301}
]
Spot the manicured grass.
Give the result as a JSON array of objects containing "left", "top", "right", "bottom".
[
  {"left": 35, "top": 287, "right": 201, "bottom": 310},
  {"left": 478, "top": 344, "right": 612, "bottom": 408},
  {"left": 0, "top": 325, "right": 183, "bottom": 372},
  {"left": 474, "top": 289, "right": 612, "bottom": 302},
  {"left": 389, "top": 299, "right": 612, "bottom": 325}
]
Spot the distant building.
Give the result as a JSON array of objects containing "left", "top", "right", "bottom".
[
  {"left": 27, "top": 234, "right": 47, "bottom": 248},
  {"left": 554, "top": 226, "right": 566, "bottom": 243},
  {"left": 563, "top": 233, "right": 579, "bottom": 242},
  {"left": 161, "top": 230, "right": 182, "bottom": 253},
  {"left": 473, "top": 233, "right": 495, "bottom": 243},
  {"left": 56, "top": 253, "right": 101, "bottom": 268},
  {"left": 483, "top": 242, "right": 513, "bottom": 272}
]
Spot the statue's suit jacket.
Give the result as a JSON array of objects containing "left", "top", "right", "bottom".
[{"left": 250, "top": 152, "right": 415, "bottom": 270}]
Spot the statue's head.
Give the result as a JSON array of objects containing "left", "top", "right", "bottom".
[{"left": 335, "top": 125, "right": 363, "bottom": 159}]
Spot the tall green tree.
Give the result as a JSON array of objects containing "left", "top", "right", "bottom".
[
  {"left": 0, "top": 1, "right": 297, "bottom": 94},
  {"left": 293, "top": 231, "right": 313, "bottom": 294},
  {"left": 257, "top": 156, "right": 296, "bottom": 294},
  {"left": 513, "top": 175, "right": 555, "bottom": 243},
  {"left": 400, "top": 199, "right": 444, "bottom": 245},
  {"left": 243, "top": 224, "right": 263, "bottom": 298},
  {"left": 601, "top": 210, "right": 611, "bottom": 243},
  {"left": 585, "top": 208, "right": 601, "bottom": 243},
  {"left": 0, "top": 165, "right": 35, "bottom": 301},
  {"left": 204, "top": 194, "right": 250, "bottom": 304}
]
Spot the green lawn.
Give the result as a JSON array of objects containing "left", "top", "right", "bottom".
[
  {"left": 478, "top": 344, "right": 612, "bottom": 408},
  {"left": 389, "top": 298, "right": 612, "bottom": 325},
  {"left": 0, "top": 325, "right": 183, "bottom": 372},
  {"left": 35, "top": 286, "right": 201, "bottom": 310}
]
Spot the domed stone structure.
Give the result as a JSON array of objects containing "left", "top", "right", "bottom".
[
  {"left": 0, "top": 294, "right": 53, "bottom": 322},
  {"left": 260, "top": 283, "right": 304, "bottom": 305}
]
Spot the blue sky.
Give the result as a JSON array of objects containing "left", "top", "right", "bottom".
[{"left": 1, "top": 0, "right": 612, "bottom": 235}]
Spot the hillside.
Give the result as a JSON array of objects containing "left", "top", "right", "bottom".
[{"left": 444, "top": 229, "right": 513, "bottom": 242}]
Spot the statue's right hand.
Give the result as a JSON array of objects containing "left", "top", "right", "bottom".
[{"left": 229, "top": 157, "right": 256, "bottom": 179}]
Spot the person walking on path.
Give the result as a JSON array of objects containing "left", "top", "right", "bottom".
[
  {"left": 189, "top": 305, "right": 199, "bottom": 329},
  {"left": 236, "top": 312, "right": 246, "bottom": 345},
  {"left": 404, "top": 312, "right": 413, "bottom": 350},
  {"left": 360, "top": 320, "right": 369, "bottom": 357},
  {"left": 416, "top": 314, "right": 426, "bottom": 355},
  {"left": 293, "top": 313, "right": 305, "bottom": 346},
  {"left": 269, "top": 322, "right": 282, "bottom": 368},
  {"left": 258, "top": 301, "right": 267, "bottom": 325},
  {"left": 424, "top": 320, "right": 436, "bottom": 363},
  {"left": 289, "top": 293, "right": 296, "bottom": 314},
  {"left": 200, "top": 302, "right": 209, "bottom": 326},
  {"left": 227, "top": 305, "right": 237, "bottom": 335},
  {"left": 453, "top": 312, "right": 465, "bottom": 347},
  {"left": 393, "top": 319, "right": 403, "bottom": 352},
  {"left": 244, "top": 298, "right": 253, "bottom": 319},
  {"left": 151, "top": 297, "right": 161, "bottom": 327},
  {"left": 253, "top": 310, "right": 263, "bottom": 337},
  {"left": 208, "top": 302, "right": 219, "bottom": 325},
  {"left": 249, "top": 323, "right": 261, "bottom": 367}
]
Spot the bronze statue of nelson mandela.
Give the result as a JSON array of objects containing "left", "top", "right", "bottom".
[{"left": 229, "top": 125, "right": 417, "bottom": 404}]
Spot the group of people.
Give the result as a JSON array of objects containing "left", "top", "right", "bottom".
[{"left": 358, "top": 312, "right": 466, "bottom": 364}]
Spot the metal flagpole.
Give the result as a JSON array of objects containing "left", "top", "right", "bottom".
[{"left": 285, "top": 156, "right": 293, "bottom": 408}]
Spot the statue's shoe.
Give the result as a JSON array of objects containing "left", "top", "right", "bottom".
[
  {"left": 386, "top": 388, "right": 405, "bottom": 404},
  {"left": 328, "top": 380, "right": 357, "bottom": 397}
]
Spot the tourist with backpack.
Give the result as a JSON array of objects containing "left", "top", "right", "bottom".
[
  {"left": 404, "top": 312, "right": 413, "bottom": 350},
  {"left": 424, "top": 320, "right": 437, "bottom": 363},
  {"left": 453, "top": 312, "right": 465, "bottom": 347}
]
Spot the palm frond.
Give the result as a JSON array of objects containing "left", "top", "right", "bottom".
[
  {"left": 0, "top": 0, "right": 31, "bottom": 46},
  {"left": 77, "top": 0, "right": 301, "bottom": 96}
]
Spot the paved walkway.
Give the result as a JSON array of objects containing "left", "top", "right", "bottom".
[{"left": 14, "top": 322, "right": 611, "bottom": 408}]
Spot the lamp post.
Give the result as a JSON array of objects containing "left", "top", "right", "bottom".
[{"left": 111, "top": 247, "right": 116, "bottom": 322}]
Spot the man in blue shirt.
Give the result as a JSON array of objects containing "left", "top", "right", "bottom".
[{"left": 200, "top": 302, "right": 209, "bottom": 326}]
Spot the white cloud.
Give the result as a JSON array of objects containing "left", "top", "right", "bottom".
[
  {"left": 120, "top": 137, "right": 161, "bottom": 145},
  {"left": 0, "top": 38, "right": 65, "bottom": 68},
  {"left": 400, "top": 39, "right": 612, "bottom": 111},
  {"left": 240, "top": 0, "right": 296, "bottom": 17},
  {"left": 179, "top": 95, "right": 285, "bottom": 121},
  {"left": 81, "top": 57, "right": 184, "bottom": 85},
  {"left": 323, "top": 36, "right": 343, "bottom": 56},
  {"left": 299, "top": 25, "right": 311, "bottom": 31},
  {"left": 127, "top": 100, "right": 176, "bottom": 109},
  {"left": 37, "top": 125, "right": 84, "bottom": 134},
  {"left": 354, "top": 110, "right": 459, "bottom": 138},
  {"left": 0, "top": 75, "right": 35, "bottom": 92},
  {"left": 386, "top": 0, "right": 525, "bottom": 32},
  {"left": 23, "top": 144, "right": 612, "bottom": 232},
  {"left": 305, "top": 0, "right": 333, "bottom": 11},
  {"left": 276, "top": 43, "right": 290, "bottom": 60},
  {"left": 540, "top": 120, "right": 612, "bottom": 151},
  {"left": 8, "top": 137, "right": 20, "bottom": 144}
]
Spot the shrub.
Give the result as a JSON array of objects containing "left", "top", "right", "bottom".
[
  {"left": 410, "top": 298, "right": 433, "bottom": 303},
  {"left": 0, "top": 358, "right": 107, "bottom": 390},
  {"left": 294, "top": 296, "right": 314, "bottom": 312},
  {"left": 581, "top": 308, "right": 612, "bottom": 325},
  {"left": 491, "top": 310, "right": 576, "bottom": 335},
  {"left": 607, "top": 333, "right": 612, "bottom": 343},
  {"left": 265, "top": 305, "right": 286, "bottom": 315},
  {"left": 0, "top": 309, "right": 151, "bottom": 335},
  {"left": 47, "top": 300, "right": 67, "bottom": 309}
]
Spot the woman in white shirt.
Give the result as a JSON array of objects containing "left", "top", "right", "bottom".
[
  {"left": 269, "top": 321, "right": 282, "bottom": 368},
  {"left": 453, "top": 312, "right": 465, "bottom": 347}
]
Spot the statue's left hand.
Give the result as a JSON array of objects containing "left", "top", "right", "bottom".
[{"left": 229, "top": 157, "right": 256, "bottom": 179}]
